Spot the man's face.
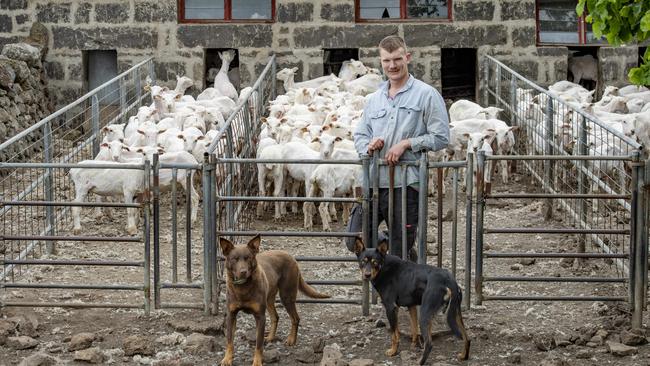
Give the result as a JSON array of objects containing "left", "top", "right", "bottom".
[{"left": 379, "top": 47, "right": 411, "bottom": 83}]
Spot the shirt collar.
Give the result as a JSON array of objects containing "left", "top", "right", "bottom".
[{"left": 381, "top": 74, "right": 415, "bottom": 99}]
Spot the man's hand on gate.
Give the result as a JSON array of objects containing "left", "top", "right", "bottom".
[
  {"left": 385, "top": 139, "right": 411, "bottom": 166},
  {"left": 368, "top": 138, "right": 384, "bottom": 154}
]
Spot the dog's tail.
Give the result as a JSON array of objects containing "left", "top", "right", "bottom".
[
  {"left": 446, "top": 285, "right": 470, "bottom": 360},
  {"left": 298, "top": 274, "right": 330, "bottom": 299}
]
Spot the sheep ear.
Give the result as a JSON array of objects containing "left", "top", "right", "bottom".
[
  {"left": 335, "top": 136, "right": 343, "bottom": 142},
  {"left": 308, "top": 107, "right": 316, "bottom": 112},
  {"left": 260, "top": 117, "right": 267, "bottom": 123},
  {"left": 301, "top": 127, "right": 309, "bottom": 133},
  {"left": 137, "top": 129, "right": 145, "bottom": 135},
  {"left": 136, "top": 148, "right": 144, "bottom": 153},
  {"left": 509, "top": 126, "right": 520, "bottom": 132},
  {"left": 101, "top": 126, "right": 109, "bottom": 132},
  {"left": 291, "top": 67, "right": 298, "bottom": 73},
  {"left": 321, "top": 125, "right": 330, "bottom": 131},
  {"left": 153, "top": 95, "right": 162, "bottom": 101},
  {"left": 100, "top": 142, "right": 109, "bottom": 148},
  {"left": 311, "top": 137, "right": 320, "bottom": 143},
  {"left": 143, "top": 85, "right": 151, "bottom": 92},
  {"left": 175, "top": 93, "right": 182, "bottom": 101},
  {"left": 119, "top": 138, "right": 124, "bottom": 143},
  {"left": 197, "top": 135, "right": 205, "bottom": 140},
  {"left": 122, "top": 146, "right": 131, "bottom": 151},
  {"left": 157, "top": 129, "right": 166, "bottom": 134},
  {"left": 462, "top": 133, "right": 470, "bottom": 138}
]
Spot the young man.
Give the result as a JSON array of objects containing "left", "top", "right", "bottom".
[{"left": 352, "top": 35, "right": 449, "bottom": 260}]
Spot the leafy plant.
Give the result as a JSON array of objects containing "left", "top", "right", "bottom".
[{"left": 577, "top": 0, "right": 650, "bottom": 85}]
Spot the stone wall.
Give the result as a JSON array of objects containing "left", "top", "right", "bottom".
[
  {"left": 0, "top": 0, "right": 640, "bottom": 108},
  {"left": 0, "top": 22, "right": 54, "bottom": 163}
]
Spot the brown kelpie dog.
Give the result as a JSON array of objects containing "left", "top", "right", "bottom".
[{"left": 219, "top": 235, "right": 330, "bottom": 366}]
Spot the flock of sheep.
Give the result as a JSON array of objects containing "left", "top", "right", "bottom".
[{"left": 66, "top": 54, "right": 650, "bottom": 235}]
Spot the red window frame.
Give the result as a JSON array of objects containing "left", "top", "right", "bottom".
[
  {"left": 535, "top": 0, "right": 601, "bottom": 45},
  {"left": 178, "top": 0, "right": 276, "bottom": 23},
  {"left": 355, "top": 0, "right": 453, "bottom": 23}
]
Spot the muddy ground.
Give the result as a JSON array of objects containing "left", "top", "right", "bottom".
[{"left": 1, "top": 172, "right": 650, "bottom": 366}]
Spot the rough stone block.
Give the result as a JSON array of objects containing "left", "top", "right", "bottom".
[
  {"left": 36, "top": 3, "right": 71, "bottom": 23},
  {"left": 95, "top": 3, "right": 130, "bottom": 23},
  {"left": 501, "top": 1, "right": 535, "bottom": 21},
  {"left": 453, "top": 1, "right": 495, "bottom": 21},
  {"left": 512, "top": 26, "right": 536, "bottom": 47},
  {"left": 0, "top": 0, "right": 27, "bottom": 10},
  {"left": 278, "top": 39, "right": 289, "bottom": 48},
  {"left": 154, "top": 61, "right": 187, "bottom": 82},
  {"left": 553, "top": 60, "right": 568, "bottom": 80},
  {"left": 410, "top": 62, "right": 426, "bottom": 80},
  {"left": 307, "top": 63, "right": 323, "bottom": 79},
  {"left": 405, "top": 24, "right": 507, "bottom": 48},
  {"left": 67, "top": 63, "right": 82, "bottom": 81},
  {"left": 277, "top": 3, "right": 313, "bottom": 22},
  {"left": 75, "top": 3, "right": 91, "bottom": 24},
  {"left": 52, "top": 27, "right": 158, "bottom": 49},
  {"left": 294, "top": 25, "right": 398, "bottom": 48},
  {"left": 0, "top": 15, "right": 11, "bottom": 33},
  {"left": 135, "top": 2, "right": 177, "bottom": 23},
  {"left": 506, "top": 59, "right": 538, "bottom": 80},
  {"left": 601, "top": 62, "right": 619, "bottom": 80},
  {"left": 537, "top": 47, "right": 567, "bottom": 57},
  {"left": 177, "top": 25, "right": 272, "bottom": 48},
  {"left": 44, "top": 61, "right": 63, "bottom": 80},
  {"left": 321, "top": 3, "right": 353, "bottom": 22},
  {"left": 15, "top": 14, "right": 29, "bottom": 25}
]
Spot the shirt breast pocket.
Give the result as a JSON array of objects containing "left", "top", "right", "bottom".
[
  {"left": 369, "top": 108, "right": 387, "bottom": 138},
  {"left": 397, "top": 105, "right": 423, "bottom": 138}
]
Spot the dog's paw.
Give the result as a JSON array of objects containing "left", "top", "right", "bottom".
[
  {"left": 385, "top": 348, "right": 399, "bottom": 357},
  {"left": 219, "top": 358, "right": 233, "bottom": 366},
  {"left": 284, "top": 336, "right": 296, "bottom": 346},
  {"left": 410, "top": 340, "right": 422, "bottom": 350}
]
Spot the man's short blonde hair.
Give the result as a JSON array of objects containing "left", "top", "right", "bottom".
[{"left": 379, "top": 35, "right": 407, "bottom": 53}]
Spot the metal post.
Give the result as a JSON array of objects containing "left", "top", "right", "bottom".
[
  {"left": 202, "top": 154, "right": 212, "bottom": 314},
  {"left": 119, "top": 78, "right": 126, "bottom": 124},
  {"left": 43, "top": 121, "right": 55, "bottom": 254},
  {"left": 465, "top": 154, "right": 474, "bottom": 309},
  {"left": 91, "top": 95, "right": 100, "bottom": 158},
  {"left": 143, "top": 159, "right": 151, "bottom": 315},
  {"left": 452, "top": 169, "right": 458, "bottom": 277},
  {"left": 437, "top": 168, "right": 443, "bottom": 267},
  {"left": 225, "top": 130, "right": 235, "bottom": 241},
  {"left": 495, "top": 65, "right": 502, "bottom": 108},
  {"left": 510, "top": 77, "right": 517, "bottom": 126},
  {"left": 209, "top": 154, "right": 219, "bottom": 315},
  {"left": 475, "top": 151, "right": 485, "bottom": 305},
  {"left": 372, "top": 152, "right": 379, "bottom": 304},
  {"left": 152, "top": 154, "right": 160, "bottom": 309},
  {"left": 632, "top": 152, "right": 644, "bottom": 328},
  {"left": 361, "top": 154, "right": 370, "bottom": 316},
  {"left": 577, "top": 115, "right": 588, "bottom": 257},
  {"left": 185, "top": 171, "right": 192, "bottom": 284},
  {"left": 543, "top": 95, "right": 555, "bottom": 220},
  {"left": 171, "top": 169, "right": 178, "bottom": 283},
  {"left": 135, "top": 68, "right": 141, "bottom": 101},
  {"left": 417, "top": 153, "right": 428, "bottom": 265},
  {"left": 401, "top": 166, "right": 407, "bottom": 260},
  {"left": 271, "top": 56, "right": 277, "bottom": 101}
]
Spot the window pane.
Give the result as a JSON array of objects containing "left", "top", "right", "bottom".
[
  {"left": 538, "top": 0, "right": 579, "bottom": 43},
  {"left": 232, "top": 0, "right": 272, "bottom": 19},
  {"left": 185, "top": 0, "right": 224, "bottom": 19},
  {"left": 359, "top": 0, "right": 400, "bottom": 19},
  {"left": 585, "top": 21, "right": 606, "bottom": 44},
  {"left": 407, "top": 0, "right": 448, "bottom": 19}
]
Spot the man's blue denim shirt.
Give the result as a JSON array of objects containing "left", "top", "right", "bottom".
[{"left": 353, "top": 75, "right": 450, "bottom": 188}]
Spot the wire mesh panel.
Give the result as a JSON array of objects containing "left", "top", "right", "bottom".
[
  {"left": 1, "top": 58, "right": 154, "bottom": 310},
  {"left": 479, "top": 56, "right": 644, "bottom": 314}
]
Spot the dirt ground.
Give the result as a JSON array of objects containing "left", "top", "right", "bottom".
[{"left": 2, "top": 172, "right": 650, "bottom": 366}]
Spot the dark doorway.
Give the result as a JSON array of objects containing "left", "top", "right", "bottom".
[
  {"left": 84, "top": 50, "right": 118, "bottom": 105},
  {"left": 323, "top": 48, "right": 360, "bottom": 77},
  {"left": 568, "top": 46, "right": 598, "bottom": 90},
  {"left": 204, "top": 48, "right": 240, "bottom": 90},
  {"left": 441, "top": 48, "right": 477, "bottom": 100}
]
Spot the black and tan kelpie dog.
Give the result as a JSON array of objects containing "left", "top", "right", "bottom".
[
  {"left": 219, "top": 235, "right": 330, "bottom": 366},
  {"left": 353, "top": 237, "right": 470, "bottom": 364}
]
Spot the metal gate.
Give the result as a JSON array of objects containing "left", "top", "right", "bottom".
[
  {"left": 1, "top": 58, "right": 154, "bottom": 311},
  {"left": 479, "top": 55, "right": 646, "bottom": 327}
]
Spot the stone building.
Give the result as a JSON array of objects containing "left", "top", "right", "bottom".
[{"left": 0, "top": 0, "right": 643, "bottom": 107}]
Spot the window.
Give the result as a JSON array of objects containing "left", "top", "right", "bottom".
[
  {"left": 179, "top": 0, "right": 274, "bottom": 22},
  {"left": 536, "top": 0, "right": 605, "bottom": 45},
  {"left": 323, "top": 49, "right": 360, "bottom": 76},
  {"left": 355, "top": 0, "right": 451, "bottom": 21}
]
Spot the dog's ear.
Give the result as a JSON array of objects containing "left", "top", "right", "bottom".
[
  {"left": 219, "top": 237, "right": 234, "bottom": 256},
  {"left": 247, "top": 235, "right": 261, "bottom": 255},
  {"left": 354, "top": 236, "right": 365, "bottom": 256},
  {"left": 377, "top": 239, "right": 389, "bottom": 256}
]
